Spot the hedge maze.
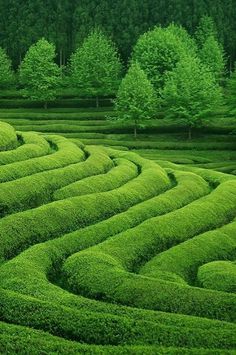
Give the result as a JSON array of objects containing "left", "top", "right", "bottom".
[{"left": 0, "top": 120, "right": 236, "bottom": 353}]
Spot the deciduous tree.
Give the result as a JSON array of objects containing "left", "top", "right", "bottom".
[
  {"left": 115, "top": 62, "right": 156, "bottom": 138},
  {"left": 19, "top": 38, "right": 61, "bottom": 108},
  {"left": 198, "top": 35, "right": 225, "bottom": 81},
  {"left": 161, "top": 55, "right": 222, "bottom": 139},
  {"left": 226, "top": 63, "right": 236, "bottom": 109},
  {"left": 0, "top": 47, "right": 14, "bottom": 88},
  {"left": 70, "top": 29, "right": 122, "bottom": 107},
  {"left": 132, "top": 26, "right": 188, "bottom": 92}
]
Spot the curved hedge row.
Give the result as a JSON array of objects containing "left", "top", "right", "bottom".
[
  {"left": 54, "top": 158, "right": 138, "bottom": 199},
  {"left": 198, "top": 260, "right": 236, "bottom": 293},
  {"left": 0, "top": 135, "right": 85, "bottom": 183},
  {"left": 63, "top": 180, "right": 236, "bottom": 320},
  {"left": 138, "top": 219, "right": 236, "bottom": 286},
  {"left": 1, "top": 288, "right": 235, "bottom": 351},
  {"left": 0, "top": 122, "right": 235, "bottom": 352},
  {"left": 3, "top": 321, "right": 232, "bottom": 355},
  {"left": 0, "top": 146, "right": 113, "bottom": 215},
  {"left": 0, "top": 122, "right": 18, "bottom": 151},
  {"left": 0, "top": 153, "right": 170, "bottom": 260},
  {"left": 0, "top": 132, "right": 50, "bottom": 165}
]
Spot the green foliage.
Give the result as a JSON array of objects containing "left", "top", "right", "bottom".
[
  {"left": 0, "top": 1, "right": 236, "bottom": 71},
  {"left": 166, "top": 24, "right": 197, "bottom": 57},
  {"left": 53, "top": 158, "right": 138, "bottom": 198},
  {"left": 132, "top": 26, "right": 188, "bottom": 91},
  {"left": 64, "top": 179, "right": 236, "bottom": 321},
  {"left": 0, "top": 135, "right": 84, "bottom": 184},
  {"left": 198, "top": 36, "right": 225, "bottom": 80},
  {"left": 70, "top": 29, "right": 122, "bottom": 101},
  {"left": 0, "top": 152, "right": 169, "bottom": 260},
  {"left": 2, "top": 320, "right": 222, "bottom": 355},
  {"left": 115, "top": 62, "right": 156, "bottom": 137},
  {"left": 195, "top": 16, "right": 218, "bottom": 48},
  {"left": 198, "top": 260, "right": 236, "bottom": 293},
  {"left": 141, "top": 222, "right": 236, "bottom": 285},
  {"left": 0, "top": 122, "right": 236, "bottom": 352},
  {"left": 0, "top": 122, "right": 17, "bottom": 151},
  {"left": 0, "top": 132, "right": 50, "bottom": 165},
  {"left": 226, "top": 64, "right": 236, "bottom": 108},
  {"left": 0, "top": 47, "right": 14, "bottom": 88},
  {"left": 161, "top": 55, "right": 222, "bottom": 138},
  {"left": 19, "top": 38, "right": 61, "bottom": 107}
]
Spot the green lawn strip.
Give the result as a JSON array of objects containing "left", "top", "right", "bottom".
[{"left": 74, "top": 138, "right": 236, "bottom": 151}]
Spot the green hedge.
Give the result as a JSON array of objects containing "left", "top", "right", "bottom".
[
  {"left": 198, "top": 260, "right": 236, "bottom": 293},
  {"left": 77, "top": 138, "right": 236, "bottom": 151},
  {"left": 0, "top": 153, "right": 170, "bottom": 260},
  {"left": 0, "top": 146, "right": 112, "bottom": 215},
  {"left": 63, "top": 180, "right": 236, "bottom": 321},
  {"left": 54, "top": 158, "right": 138, "bottom": 199},
  {"left": 0, "top": 122, "right": 18, "bottom": 151},
  {"left": 0, "top": 289, "right": 235, "bottom": 350},
  {"left": 0, "top": 109, "right": 114, "bottom": 120},
  {"left": 0, "top": 98, "right": 112, "bottom": 108},
  {"left": 2, "top": 322, "right": 230, "bottom": 355},
  {"left": 0, "top": 132, "right": 50, "bottom": 165},
  {"left": 139, "top": 220, "right": 236, "bottom": 285},
  {"left": 0, "top": 135, "right": 84, "bottom": 183}
]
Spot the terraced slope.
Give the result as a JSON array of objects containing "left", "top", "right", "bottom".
[{"left": 0, "top": 122, "right": 236, "bottom": 354}]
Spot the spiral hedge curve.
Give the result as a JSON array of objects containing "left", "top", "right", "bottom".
[{"left": 0, "top": 122, "right": 236, "bottom": 354}]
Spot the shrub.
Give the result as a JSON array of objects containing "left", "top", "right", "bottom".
[
  {"left": 63, "top": 180, "right": 236, "bottom": 321},
  {"left": 0, "top": 122, "right": 18, "bottom": 151},
  {"left": 0, "top": 132, "right": 50, "bottom": 165},
  {"left": 198, "top": 260, "right": 236, "bottom": 293}
]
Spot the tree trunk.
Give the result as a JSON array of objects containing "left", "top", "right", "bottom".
[
  {"left": 44, "top": 101, "right": 48, "bottom": 110},
  {"left": 188, "top": 126, "right": 192, "bottom": 140},
  {"left": 96, "top": 96, "right": 99, "bottom": 108},
  {"left": 134, "top": 121, "right": 137, "bottom": 139}
]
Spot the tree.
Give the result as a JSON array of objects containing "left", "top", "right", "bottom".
[
  {"left": 19, "top": 38, "right": 61, "bottom": 108},
  {"left": 226, "top": 63, "right": 236, "bottom": 109},
  {"left": 132, "top": 26, "right": 189, "bottom": 93},
  {"left": 167, "top": 23, "right": 197, "bottom": 57},
  {"left": 70, "top": 29, "right": 122, "bottom": 107},
  {"left": 195, "top": 16, "right": 217, "bottom": 48},
  {"left": 198, "top": 35, "right": 225, "bottom": 81},
  {"left": 161, "top": 55, "right": 222, "bottom": 140},
  {"left": 0, "top": 47, "right": 14, "bottom": 88},
  {"left": 115, "top": 62, "right": 156, "bottom": 138},
  {"left": 0, "top": 1, "right": 236, "bottom": 69}
]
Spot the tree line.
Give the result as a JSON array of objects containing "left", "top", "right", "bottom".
[
  {"left": 0, "top": 0, "right": 236, "bottom": 68},
  {"left": 0, "top": 17, "right": 235, "bottom": 139}
]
